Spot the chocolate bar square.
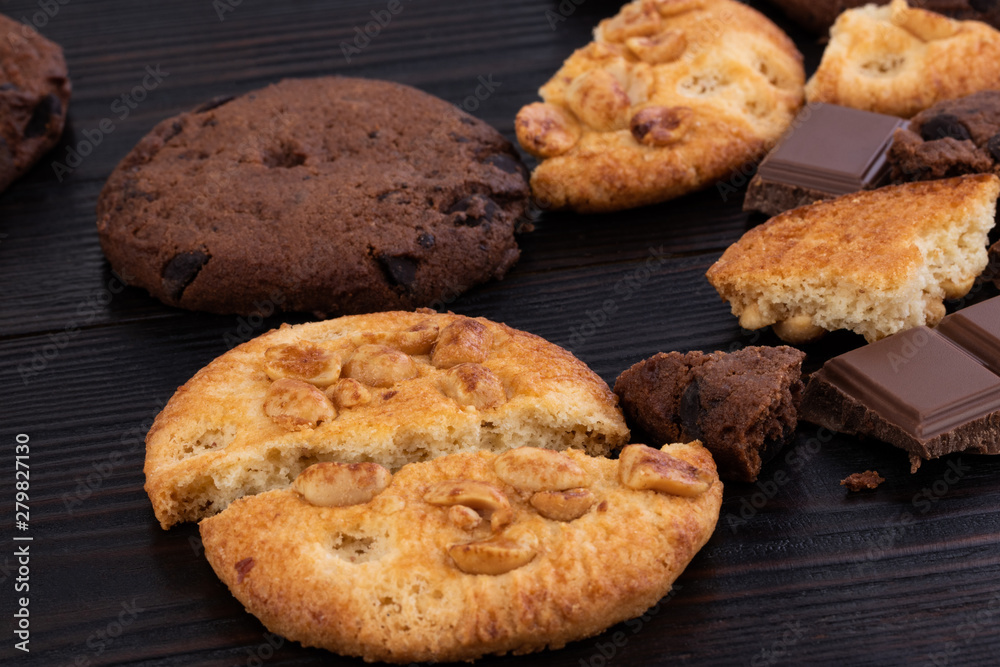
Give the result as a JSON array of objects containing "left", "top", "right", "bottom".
[
  {"left": 937, "top": 296, "right": 1000, "bottom": 375},
  {"left": 800, "top": 297, "right": 1000, "bottom": 471},
  {"left": 744, "top": 103, "right": 907, "bottom": 217}
]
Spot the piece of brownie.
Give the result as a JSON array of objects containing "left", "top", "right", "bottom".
[
  {"left": 800, "top": 297, "right": 1000, "bottom": 472},
  {"left": 614, "top": 346, "right": 806, "bottom": 483},
  {"left": 840, "top": 470, "right": 884, "bottom": 492},
  {"left": 888, "top": 90, "right": 1000, "bottom": 183}
]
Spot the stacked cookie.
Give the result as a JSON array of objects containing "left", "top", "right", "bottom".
[{"left": 145, "top": 310, "right": 724, "bottom": 662}]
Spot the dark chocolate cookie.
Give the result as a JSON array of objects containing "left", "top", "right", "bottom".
[
  {"left": 0, "top": 13, "right": 71, "bottom": 192},
  {"left": 96, "top": 77, "right": 531, "bottom": 316},
  {"left": 764, "top": 0, "right": 1000, "bottom": 34},
  {"left": 614, "top": 346, "right": 805, "bottom": 483},
  {"left": 888, "top": 90, "right": 1000, "bottom": 182}
]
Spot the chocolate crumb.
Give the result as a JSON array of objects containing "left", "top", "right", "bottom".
[
  {"left": 840, "top": 470, "right": 885, "bottom": 492},
  {"left": 235, "top": 557, "right": 255, "bottom": 583}
]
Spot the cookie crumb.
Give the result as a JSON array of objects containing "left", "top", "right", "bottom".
[{"left": 840, "top": 470, "right": 884, "bottom": 492}]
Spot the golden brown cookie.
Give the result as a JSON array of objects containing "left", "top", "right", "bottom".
[
  {"left": 706, "top": 174, "right": 1000, "bottom": 343},
  {"left": 765, "top": 0, "right": 1000, "bottom": 35},
  {"left": 145, "top": 310, "right": 629, "bottom": 528},
  {"left": 805, "top": 0, "right": 1000, "bottom": 118},
  {"left": 199, "top": 444, "right": 722, "bottom": 663},
  {"left": 514, "top": 0, "right": 804, "bottom": 213}
]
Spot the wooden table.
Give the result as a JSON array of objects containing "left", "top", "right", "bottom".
[{"left": 2, "top": 1, "right": 999, "bottom": 664}]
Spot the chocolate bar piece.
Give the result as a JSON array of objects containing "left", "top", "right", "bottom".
[
  {"left": 744, "top": 103, "right": 907, "bottom": 217},
  {"left": 840, "top": 470, "right": 884, "bottom": 492},
  {"left": 801, "top": 297, "right": 1000, "bottom": 471}
]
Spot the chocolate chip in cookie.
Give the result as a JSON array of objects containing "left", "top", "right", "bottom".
[
  {"left": 920, "top": 114, "right": 972, "bottom": 142},
  {"left": 162, "top": 251, "right": 210, "bottom": 301},
  {"left": 888, "top": 91, "right": 1000, "bottom": 182}
]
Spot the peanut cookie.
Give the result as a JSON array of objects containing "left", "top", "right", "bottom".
[
  {"left": 199, "top": 444, "right": 722, "bottom": 663},
  {"left": 706, "top": 174, "right": 1000, "bottom": 343},
  {"left": 805, "top": 0, "right": 1000, "bottom": 118},
  {"left": 764, "top": 0, "right": 1000, "bottom": 35},
  {"left": 514, "top": 0, "right": 804, "bottom": 213},
  {"left": 96, "top": 77, "right": 530, "bottom": 316},
  {"left": 145, "top": 310, "right": 629, "bottom": 528},
  {"left": 0, "top": 13, "right": 71, "bottom": 192}
]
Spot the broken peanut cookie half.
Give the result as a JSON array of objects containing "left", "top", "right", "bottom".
[
  {"left": 144, "top": 310, "right": 629, "bottom": 529},
  {"left": 199, "top": 444, "right": 722, "bottom": 663},
  {"left": 515, "top": 0, "right": 804, "bottom": 212}
]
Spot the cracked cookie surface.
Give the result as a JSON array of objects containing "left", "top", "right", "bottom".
[
  {"left": 514, "top": 0, "right": 804, "bottom": 213},
  {"left": 144, "top": 310, "right": 629, "bottom": 528},
  {"left": 96, "top": 77, "right": 530, "bottom": 315}
]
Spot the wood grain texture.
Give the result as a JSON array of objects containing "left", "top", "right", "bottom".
[{"left": 1, "top": 0, "right": 1000, "bottom": 665}]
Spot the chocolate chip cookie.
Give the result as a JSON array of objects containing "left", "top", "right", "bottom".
[
  {"left": 96, "top": 77, "right": 531, "bottom": 316},
  {"left": 0, "top": 13, "right": 71, "bottom": 192},
  {"left": 888, "top": 90, "right": 1000, "bottom": 182}
]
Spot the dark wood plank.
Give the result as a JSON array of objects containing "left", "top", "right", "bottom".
[{"left": 2, "top": 0, "right": 1000, "bottom": 665}]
